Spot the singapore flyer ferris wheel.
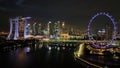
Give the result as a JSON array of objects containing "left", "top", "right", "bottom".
[{"left": 87, "top": 12, "right": 117, "bottom": 49}]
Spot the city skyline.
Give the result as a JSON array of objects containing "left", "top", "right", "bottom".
[
  {"left": 0, "top": 0, "right": 120, "bottom": 32},
  {"left": 0, "top": 1, "right": 120, "bottom": 67}
]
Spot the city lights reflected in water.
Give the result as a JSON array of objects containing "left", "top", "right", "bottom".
[
  {"left": 0, "top": 43, "right": 87, "bottom": 68},
  {"left": 77, "top": 43, "right": 85, "bottom": 57},
  {"left": 74, "top": 43, "right": 120, "bottom": 68},
  {"left": 0, "top": 42, "right": 120, "bottom": 68}
]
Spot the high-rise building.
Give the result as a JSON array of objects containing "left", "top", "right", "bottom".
[
  {"left": 7, "top": 17, "right": 31, "bottom": 40},
  {"left": 105, "top": 23, "right": 113, "bottom": 40},
  {"left": 116, "top": 21, "right": 120, "bottom": 34},
  {"left": 54, "top": 21, "right": 61, "bottom": 39},
  {"left": 26, "top": 24, "right": 32, "bottom": 35},
  {"left": 38, "top": 23, "right": 42, "bottom": 34}
]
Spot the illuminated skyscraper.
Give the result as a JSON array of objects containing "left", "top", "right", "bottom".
[
  {"left": 54, "top": 21, "right": 60, "bottom": 39},
  {"left": 61, "top": 22, "right": 65, "bottom": 33},
  {"left": 26, "top": 24, "right": 32, "bottom": 35},
  {"left": 7, "top": 17, "right": 31, "bottom": 40},
  {"left": 38, "top": 23, "right": 42, "bottom": 34},
  {"left": 105, "top": 23, "right": 113, "bottom": 40}
]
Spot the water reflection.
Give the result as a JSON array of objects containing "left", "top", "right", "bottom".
[
  {"left": 0, "top": 42, "right": 85, "bottom": 68},
  {"left": 15, "top": 48, "right": 26, "bottom": 68},
  {"left": 74, "top": 43, "right": 120, "bottom": 68},
  {"left": 9, "top": 46, "right": 31, "bottom": 68}
]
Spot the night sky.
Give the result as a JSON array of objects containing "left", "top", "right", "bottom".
[{"left": 0, "top": 0, "right": 120, "bottom": 32}]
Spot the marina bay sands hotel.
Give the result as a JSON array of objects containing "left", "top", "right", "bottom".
[{"left": 7, "top": 17, "right": 31, "bottom": 40}]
